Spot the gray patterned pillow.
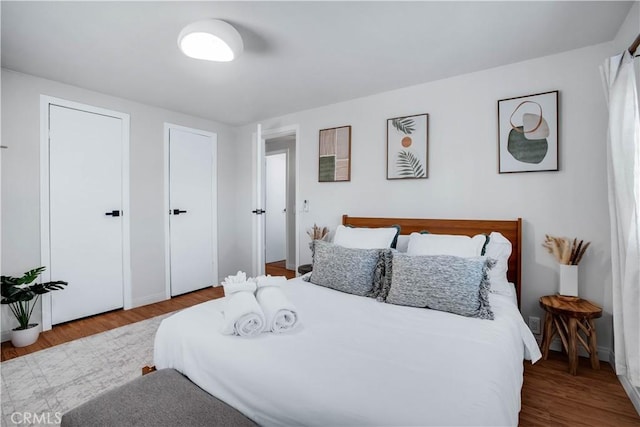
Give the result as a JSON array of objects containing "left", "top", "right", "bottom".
[
  {"left": 306, "top": 240, "right": 383, "bottom": 297},
  {"left": 385, "top": 254, "right": 494, "bottom": 319},
  {"left": 370, "top": 249, "right": 394, "bottom": 302}
]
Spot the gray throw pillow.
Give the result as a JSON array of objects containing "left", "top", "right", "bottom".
[
  {"left": 370, "top": 249, "right": 394, "bottom": 302},
  {"left": 307, "top": 240, "right": 383, "bottom": 297},
  {"left": 385, "top": 254, "right": 494, "bottom": 319}
]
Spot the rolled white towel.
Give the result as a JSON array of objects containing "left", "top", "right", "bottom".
[
  {"left": 255, "top": 286, "right": 299, "bottom": 333},
  {"left": 255, "top": 275, "right": 288, "bottom": 288},
  {"left": 223, "top": 270, "right": 248, "bottom": 283},
  {"left": 220, "top": 292, "right": 266, "bottom": 337},
  {"left": 222, "top": 271, "right": 257, "bottom": 295},
  {"left": 223, "top": 281, "right": 257, "bottom": 295}
]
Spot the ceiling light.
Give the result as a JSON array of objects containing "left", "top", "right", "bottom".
[{"left": 178, "top": 19, "right": 243, "bottom": 62}]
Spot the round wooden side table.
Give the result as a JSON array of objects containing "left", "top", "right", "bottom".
[{"left": 539, "top": 295, "right": 602, "bottom": 375}]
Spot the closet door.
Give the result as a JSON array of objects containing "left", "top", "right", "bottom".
[
  {"left": 168, "top": 126, "right": 217, "bottom": 296},
  {"left": 49, "top": 104, "right": 125, "bottom": 324}
]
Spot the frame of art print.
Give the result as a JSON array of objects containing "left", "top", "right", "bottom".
[
  {"left": 498, "top": 91, "right": 559, "bottom": 173},
  {"left": 319, "top": 125, "right": 351, "bottom": 182},
  {"left": 386, "top": 113, "right": 428, "bottom": 179}
]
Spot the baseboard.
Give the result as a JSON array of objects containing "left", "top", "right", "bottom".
[
  {"left": 1, "top": 290, "right": 187, "bottom": 343},
  {"left": 619, "top": 374, "right": 640, "bottom": 415},
  {"left": 547, "top": 336, "right": 611, "bottom": 362},
  {"left": 609, "top": 349, "right": 640, "bottom": 416},
  {"left": 132, "top": 291, "right": 169, "bottom": 308}
]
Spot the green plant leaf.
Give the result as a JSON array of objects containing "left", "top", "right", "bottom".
[
  {"left": 31, "top": 281, "right": 68, "bottom": 294},
  {"left": 19, "top": 267, "right": 46, "bottom": 285},
  {"left": 396, "top": 150, "right": 426, "bottom": 178},
  {"left": 391, "top": 118, "right": 416, "bottom": 135},
  {"left": 1, "top": 266, "right": 66, "bottom": 328}
]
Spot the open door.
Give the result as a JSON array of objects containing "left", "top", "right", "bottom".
[
  {"left": 252, "top": 125, "right": 300, "bottom": 278},
  {"left": 252, "top": 124, "right": 266, "bottom": 276}
]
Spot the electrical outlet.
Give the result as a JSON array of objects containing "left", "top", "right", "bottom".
[{"left": 528, "top": 316, "right": 541, "bottom": 335}]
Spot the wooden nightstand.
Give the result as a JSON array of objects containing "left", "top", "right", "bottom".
[
  {"left": 297, "top": 264, "right": 312, "bottom": 275},
  {"left": 539, "top": 295, "right": 602, "bottom": 375}
]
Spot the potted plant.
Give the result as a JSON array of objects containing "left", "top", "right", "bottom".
[
  {"left": 306, "top": 224, "right": 329, "bottom": 249},
  {"left": 1, "top": 266, "right": 67, "bottom": 347},
  {"left": 542, "top": 235, "right": 590, "bottom": 297}
]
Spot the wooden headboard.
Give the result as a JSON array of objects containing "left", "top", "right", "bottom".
[{"left": 342, "top": 215, "right": 523, "bottom": 308}]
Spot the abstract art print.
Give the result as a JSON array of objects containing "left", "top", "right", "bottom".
[
  {"left": 319, "top": 125, "right": 351, "bottom": 182},
  {"left": 498, "top": 91, "right": 559, "bottom": 173},
  {"left": 387, "top": 113, "right": 428, "bottom": 179}
]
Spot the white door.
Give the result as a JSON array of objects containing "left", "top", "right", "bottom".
[
  {"left": 254, "top": 126, "right": 300, "bottom": 276},
  {"left": 168, "top": 126, "right": 217, "bottom": 296},
  {"left": 265, "top": 152, "right": 287, "bottom": 263},
  {"left": 49, "top": 104, "right": 125, "bottom": 324},
  {"left": 252, "top": 124, "right": 266, "bottom": 276}
]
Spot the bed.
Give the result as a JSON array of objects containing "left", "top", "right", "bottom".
[{"left": 154, "top": 216, "right": 541, "bottom": 426}]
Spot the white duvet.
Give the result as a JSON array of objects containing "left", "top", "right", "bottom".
[{"left": 154, "top": 278, "right": 541, "bottom": 427}]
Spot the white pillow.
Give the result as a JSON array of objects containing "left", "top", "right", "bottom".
[
  {"left": 485, "top": 231, "right": 513, "bottom": 295},
  {"left": 491, "top": 281, "right": 515, "bottom": 297},
  {"left": 333, "top": 225, "right": 398, "bottom": 249},
  {"left": 395, "top": 235, "right": 410, "bottom": 252},
  {"left": 406, "top": 232, "right": 487, "bottom": 257}
]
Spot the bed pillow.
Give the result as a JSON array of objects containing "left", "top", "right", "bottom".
[
  {"left": 369, "top": 248, "right": 395, "bottom": 301},
  {"left": 307, "top": 240, "right": 383, "bottom": 297},
  {"left": 385, "top": 253, "right": 494, "bottom": 319},
  {"left": 485, "top": 231, "right": 513, "bottom": 295},
  {"left": 395, "top": 235, "right": 410, "bottom": 252},
  {"left": 334, "top": 224, "right": 400, "bottom": 249},
  {"left": 406, "top": 232, "right": 488, "bottom": 257}
]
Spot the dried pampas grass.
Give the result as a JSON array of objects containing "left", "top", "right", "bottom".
[
  {"left": 307, "top": 224, "right": 329, "bottom": 241},
  {"left": 542, "top": 234, "right": 590, "bottom": 265}
]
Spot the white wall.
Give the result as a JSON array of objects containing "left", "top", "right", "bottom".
[
  {"left": 1, "top": 69, "right": 242, "bottom": 337},
  {"left": 235, "top": 43, "right": 615, "bottom": 355}
]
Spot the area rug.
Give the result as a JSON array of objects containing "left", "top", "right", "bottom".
[{"left": 1, "top": 312, "right": 174, "bottom": 427}]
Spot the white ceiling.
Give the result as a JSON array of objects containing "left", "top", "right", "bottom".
[{"left": 1, "top": 1, "right": 633, "bottom": 126}]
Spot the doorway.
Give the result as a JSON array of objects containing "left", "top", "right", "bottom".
[
  {"left": 252, "top": 125, "right": 299, "bottom": 278},
  {"left": 164, "top": 124, "right": 218, "bottom": 297},
  {"left": 40, "top": 96, "right": 131, "bottom": 329},
  {"left": 265, "top": 151, "right": 287, "bottom": 264}
]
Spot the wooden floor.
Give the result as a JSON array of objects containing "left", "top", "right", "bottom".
[
  {"left": 265, "top": 260, "right": 296, "bottom": 279},
  {"left": 1, "top": 286, "right": 223, "bottom": 361},
  {"left": 2, "top": 287, "right": 638, "bottom": 426},
  {"left": 520, "top": 352, "right": 640, "bottom": 426}
]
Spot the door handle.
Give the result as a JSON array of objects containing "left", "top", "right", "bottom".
[
  {"left": 105, "top": 210, "right": 121, "bottom": 217},
  {"left": 252, "top": 209, "right": 266, "bottom": 215},
  {"left": 173, "top": 209, "right": 187, "bottom": 215}
]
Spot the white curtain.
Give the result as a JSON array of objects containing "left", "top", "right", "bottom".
[{"left": 601, "top": 50, "right": 640, "bottom": 387}]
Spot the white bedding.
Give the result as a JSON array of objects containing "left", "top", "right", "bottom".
[{"left": 154, "top": 278, "right": 541, "bottom": 427}]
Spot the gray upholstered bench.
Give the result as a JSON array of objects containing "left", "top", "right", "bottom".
[{"left": 61, "top": 368, "right": 256, "bottom": 427}]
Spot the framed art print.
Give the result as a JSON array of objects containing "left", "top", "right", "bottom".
[
  {"left": 387, "top": 113, "right": 428, "bottom": 179},
  {"left": 498, "top": 90, "right": 559, "bottom": 173},
  {"left": 319, "top": 125, "right": 351, "bottom": 182}
]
